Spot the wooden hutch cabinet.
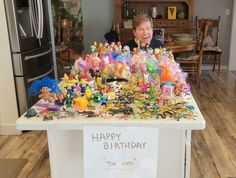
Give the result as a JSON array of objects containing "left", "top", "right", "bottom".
[{"left": 115, "top": 0, "right": 195, "bottom": 44}]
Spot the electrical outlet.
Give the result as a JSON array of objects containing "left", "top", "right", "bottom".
[{"left": 226, "top": 9, "right": 230, "bottom": 16}]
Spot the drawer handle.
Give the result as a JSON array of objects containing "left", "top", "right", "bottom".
[
  {"left": 24, "top": 48, "right": 52, "bottom": 61},
  {"left": 27, "top": 68, "right": 54, "bottom": 83}
]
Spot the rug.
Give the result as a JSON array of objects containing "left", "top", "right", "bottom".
[{"left": 0, "top": 159, "right": 28, "bottom": 178}]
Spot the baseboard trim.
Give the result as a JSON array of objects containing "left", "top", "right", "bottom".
[
  {"left": 0, "top": 124, "right": 22, "bottom": 135},
  {"left": 201, "top": 64, "right": 228, "bottom": 70}
]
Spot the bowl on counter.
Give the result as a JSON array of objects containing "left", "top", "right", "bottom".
[{"left": 172, "top": 33, "right": 195, "bottom": 42}]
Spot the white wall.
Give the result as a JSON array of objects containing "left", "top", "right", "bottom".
[
  {"left": 229, "top": 1, "right": 236, "bottom": 70},
  {"left": 0, "top": 0, "right": 20, "bottom": 135},
  {"left": 81, "top": 0, "right": 114, "bottom": 53}
]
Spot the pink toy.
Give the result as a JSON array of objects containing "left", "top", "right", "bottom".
[
  {"left": 162, "top": 84, "right": 174, "bottom": 98},
  {"left": 181, "top": 83, "right": 191, "bottom": 95},
  {"left": 74, "top": 57, "right": 88, "bottom": 73}
]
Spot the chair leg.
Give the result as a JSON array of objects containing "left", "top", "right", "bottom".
[
  {"left": 56, "top": 53, "right": 64, "bottom": 73},
  {"left": 196, "top": 64, "right": 201, "bottom": 88},
  {"left": 195, "top": 73, "right": 199, "bottom": 87},
  {"left": 68, "top": 50, "right": 71, "bottom": 68},
  {"left": 56, "top": 58, "right": 64, "bottom": 78},
  {"left": 218, "top": 54, "right": 221, "bottom": 76},
  {"left": 213, "top": 54, "right": 216, "bottom": 72}
]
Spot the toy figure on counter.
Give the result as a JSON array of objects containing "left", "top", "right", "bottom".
[
  {"left": 181, "top": 83, "right": 190, "bottom": 95},
  {"left": 74, "top": 97, "right": 89, "bottom": 111},
  {"left": 28, "top": 77, "right": 61, "bottom": 103},
  {"left": 39, "top": 87, "right": 56, "bottom": 102},
  {"left": 162, "top": 82, "right": 174, "bottom": 98},
  {"left": 64, "top": 94, "right": 73, "bottom": 108},
  {"left": 69, "top": 69, "right": 75, "bottom": 80},
  {"left": 100, "top": 96, "right": 108, "bottom": 106},
  {"left": 25, "top": 41, "right": 196, "bottom": 121}
]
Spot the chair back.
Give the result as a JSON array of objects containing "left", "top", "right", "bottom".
[
  {"left": 172, "top": 21, "right": 209, "bottom": 87},
  {"left": 195, "top": 16, "right": 220, "bottom": 47},
  {"left": 56, "top": 17, "right": 72, "bottom": 46},
  {"left": 198, "top": 21, "right": 211, "bottom": 63}
]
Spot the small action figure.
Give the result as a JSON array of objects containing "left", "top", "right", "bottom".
[{"left": 28, "top": 77, "right": 60, "bottom": 103}]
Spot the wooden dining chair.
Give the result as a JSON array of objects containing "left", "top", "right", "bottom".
[
  {"left": 175, "top": 21, "right": 210, "bottom": 87},
  {"left": 195, "top": 16, "right": 222, "bottom": 76},
  {"left": 55, "top": 18, "right": 72, "bottom": 77}
]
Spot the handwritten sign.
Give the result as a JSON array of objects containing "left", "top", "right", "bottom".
[{"left": 83, "top": 126, "right": 159, "bottom": 178}]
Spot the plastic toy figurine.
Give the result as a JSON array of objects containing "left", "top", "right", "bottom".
[
  {"left": 100, "top": 84, "right": 107, "bottom": 95},
  {"left": 35, "top": 102, "right": 61, "bottom": 111},
  {"left": 78, "top": 111, "right": 97, "bottom": 118},
  {"left": 80, "top": 83, "right": 86, "bottom": 94},
  {"left": 97, "top": 105, "right": 111, "bottom": 119},
  {"left": 56, "top": 110, "right": 75, "bottom": 119},
  {"left": 85, "top": 87, "right": 92, "bottom": 99},
  {"left": 100, "top": 96, "right": 108, "bottom": 106},
  {"left": 162, "top": 83, "right": 174, "bottom": 98},
  {"left": 141, "top": 82, "right": 149, "bottom": 92},
  {"left": 109, "top": 107, "right": 134, "bottom": 115},
  {"left": 93, "top": 92, "right": 102, "bottom": 102},
  {"left": 181, "top": 83, "right": 190, "bottom": 95},
  {"left": 38, "top": 109, "right": 50, "bottom": 117},
  {"left": 28, "top": 77, "right": 60, "bottom": 103},
  {"left": 69, "top": 69, "right": 75, "bottom": 80},
  {"left": 43, "top": 114, "right": 53, "bottom": 121},
  {"left": 25, "top": 108, "right": 38, "bottom": 118},
  {"left": 90, "top": 45, "right": 97, "bottom": 53},
  {"left": 73, "top": 97, "right": 89, "bottom": 111},
  {"left": 39, "top": 87, "right": 56, "bottom": 102},
  {"left": 65, "top": 85, "right": 75, "bottom": 97},
  {"left": 149, "top": 85, "right": 156, "bottom": 102},
  {"left": 61, "top": 73, "right": 69, "bottom": 82},
  {"left": 104, "top": 91, "right": 116, "bottom": 100},
  {"left": 96, "top": 77, "right": 102, "bottom": 88},
  {"left": 64, "top": 94, "right": 73, "bottom": 108},
  {"left": 174, "top": 83, "right": 182, "bottom": 96},
  {"left": 74, "top": 57, "right": 88, "bottom": 74}
]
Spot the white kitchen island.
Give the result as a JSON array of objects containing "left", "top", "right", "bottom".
[{"left": 16, "top": 95, "right": 205, "bottom": 178}]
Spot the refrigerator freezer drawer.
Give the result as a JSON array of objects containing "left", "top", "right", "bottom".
[
  {"left": 15, "top": 66, "right": 54, "bottom": 116},
  {"left": 12, "top": 44, "right": 53, "bottom": 76}
]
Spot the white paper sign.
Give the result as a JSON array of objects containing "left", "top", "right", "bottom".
[{"left": 83, "top": 126, "right": 159, "bottom": 178}]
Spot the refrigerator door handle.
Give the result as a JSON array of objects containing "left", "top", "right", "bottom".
[
  {"left": 30, "top": 0, "right": 37, "bottom": 37},
  {"left": 29, "top": 0, "right": 34, "bottom": 37},
  {"left": 37, "top": 0, "right": 43, "bottom": 45},
  {"left": 39, "top": 0, "right": 44, "bottom": 39},
  {"left": 27, "top": 68, "right": 54, "bottom": 83},
  {"left": 24, "top": 48, "right": 52, "bottom": 61},
  {"left": 37, "top": 0, "right": 41, "bottom": 39}
]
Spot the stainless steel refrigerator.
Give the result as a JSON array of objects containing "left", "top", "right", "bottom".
[{"left": 4, "top": 0, "right": 54, "bottom": 116}]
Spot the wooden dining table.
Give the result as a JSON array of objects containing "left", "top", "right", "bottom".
[{"left": 164, "top": 40, "right": 197, "bottom": 53}]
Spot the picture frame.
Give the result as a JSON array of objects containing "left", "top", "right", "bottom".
[
  {"left": 168, "top": 6, "right": 176, "bottom": 19},
  {"left": 123, "top": 20, "right": 133, "bottom": 29}
]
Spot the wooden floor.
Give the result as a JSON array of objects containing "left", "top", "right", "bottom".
[{"left": 1, "top": 70, "right": 236, "bottom": 178}]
